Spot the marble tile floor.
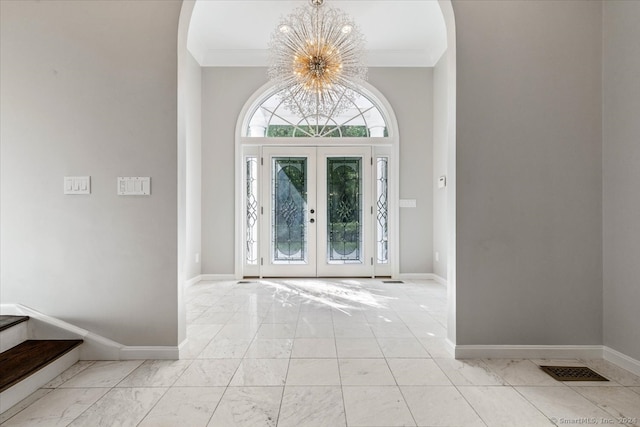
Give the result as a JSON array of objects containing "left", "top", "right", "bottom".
[{"left": 2, "top": 279, "right": 640, "bottom": 426}]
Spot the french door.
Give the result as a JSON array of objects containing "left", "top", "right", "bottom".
[{"left": 260, "top": 146, "right": 373, "bottom": 277}]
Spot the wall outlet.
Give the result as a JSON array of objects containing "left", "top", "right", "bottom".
[
  {"left": 435, "top": 251, "right": 440, "bottom": 262},
  {"left": 195, "top": 253, "right": 200, "bottom": 263}
]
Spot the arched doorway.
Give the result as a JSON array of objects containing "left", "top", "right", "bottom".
[
  {"left": 235, "top": 82, "right": 400, "bottom": 278},
  {"left": 177, "top": 0, "right": 458, "bottom": 350}
]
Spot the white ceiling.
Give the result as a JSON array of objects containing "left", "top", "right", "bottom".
[{"left": 187, "top": 0, "right": 447, "bottom": 67}]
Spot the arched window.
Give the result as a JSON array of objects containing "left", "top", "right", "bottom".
[{"left": 245, "top": 87, "right": 389, "bottom": 138}]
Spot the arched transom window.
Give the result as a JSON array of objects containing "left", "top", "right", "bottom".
[{"left": 246, "top": 87, "right": 388, "bottom": 138}]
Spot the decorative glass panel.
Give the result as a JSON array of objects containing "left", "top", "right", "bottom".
[
  {"left": 272, "top": 157, "right": 308, "bottom": 263},
  {"left": 247, "top": 89, "right": 388, "bottom": 138},
  {"left": 327, "top": 157, "right": 362, "bottom": 263},
  {"left": 376, "top": 157, "right": 389, "bottom": 264},
  {"left": 246, "top": 157, "right": 259, "bottom": 265}
]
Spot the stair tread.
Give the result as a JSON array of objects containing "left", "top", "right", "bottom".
[
  {"left": 0, "top": 339, "right": 82, "bottom": 393},
  {"left": 0, "top": 316, "right": 29, "bottom": 332}
]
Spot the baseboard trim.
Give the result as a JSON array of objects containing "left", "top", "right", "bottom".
[
  {"left": 454, "top": 345, "right": 603, "bottom": 360},
  {"left": 603, "top": 346, "right": 640, "bottom": 377},
  {"left": 398, "top": 273, "right": 445, "bottom": 282},
  {"left": 184, "top": 275, "right": 202, "bottom": 289},
  {"left": 1, "top": 304, "right": 179, "bottom": 360},
  {"left": 444, "top": 338, "right": 456, "bottom": 357},
  {"left": 430, "top": 274, "right": 448, "bottom": 286},
  {"left": 200, "top": 274, "right": 237, "bottom": 281},
  {"left": 119, "top": 346, "right": 179, "bottom": 360}
]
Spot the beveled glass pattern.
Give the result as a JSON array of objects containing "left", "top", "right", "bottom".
[
  {"left": 246, "top": 157, "right": 259, "bottom": 265},
  {"left": 376, "top": 157, "right": 389, "bottom": 264},
  {"left": 272, "top": 157, "right": 308, "bottom": 263},
  {"left": 247, "top": 89, "right": 387, "bottom": 138},
  {"left": 327, "top": 157, "right": 362, "bottom": 263}
]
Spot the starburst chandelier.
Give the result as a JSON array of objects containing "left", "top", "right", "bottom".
[{"left": 268, "top": 0, "right": 367, "bottom": 116}]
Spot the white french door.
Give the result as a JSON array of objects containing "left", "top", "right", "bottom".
[{"left": 260, "top": 146, "right": 373, "bottom": 277}]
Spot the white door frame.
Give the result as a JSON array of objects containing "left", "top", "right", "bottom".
[{"left": 234, "top": 81, "right": 400, "bottom": 279}]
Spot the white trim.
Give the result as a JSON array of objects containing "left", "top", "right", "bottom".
[
  {"left": 397, "top": 273, "right": 446, "bottom": 284},
  {"left": 198, "top": 48, "right": 443, "bottom": 68},
  {"left": 1, "top": 304, "right": 179, "bottom": 360},
  {"left": 178, "top": 338, "right": 189, "bottom": 359},
  {"left": 119, "top": 346, "right": 179, "bottom": 360},
  {"left": 454, "top": 345, "right": 603, "bottom": 360},
  {"left": 431, "top": 274, "right": 448, "bottom": 286},
  {"left": 200, "top": 274, "right": 237, "bottom": 281},
  {"left": 444, "top": 338, "right": 456, "bottom": 356},
  {"left": 185, "top": 274, "right": 202, "bottom": 288},
  {"left": 235, "top": 80, "right": 400, "bottom": 280},
  {"left": 604, "top": 346, "right": 640, "bottom": 377},
  {"left": 0, "top": 321, "right": 27, "bottom": 353}
]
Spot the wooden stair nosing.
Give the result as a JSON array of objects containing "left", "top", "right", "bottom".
[
  {"left": 0, "top": 316, "right": 29, "bottom": 332},
  {"left": 0, "top": 340, "right": 83, "bottom": 393}
]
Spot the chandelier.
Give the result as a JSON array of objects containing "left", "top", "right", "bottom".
[{"left": 268, "top": 0, "right": 367, "bottom": 116}]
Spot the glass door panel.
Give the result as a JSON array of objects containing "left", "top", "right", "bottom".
[
  {"left": 272, "top": 157, "right": 308, "bottom": 264},
  {"left": 326, "top": 157, "right": 363, "bottom": 263},
  {"left": 317, "top": 147, "right": 373, "bottom": 277},
  {"left": 261, "top": 147, "right": 316, "bottom": 277}
]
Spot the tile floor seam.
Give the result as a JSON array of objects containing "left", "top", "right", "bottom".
[
  {"left": 330, "top": 305, "right": 350, "bottom": 427},
  {"left": 450, "top": 382, "right": 492, "bottom": 427},
  {"left": 510, "top": 378, "right": 566, "bottom": 426},
  {"left": 134, "top": 384, "right": 173, "bottom": 426}
]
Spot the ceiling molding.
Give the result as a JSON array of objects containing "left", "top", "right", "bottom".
[{"left": 197, "top": 49, "right": 442, "bottom": 68}]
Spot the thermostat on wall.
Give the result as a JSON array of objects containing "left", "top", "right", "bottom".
[{"left": 118, "top": 177, "right": 150, "bottom": 196}]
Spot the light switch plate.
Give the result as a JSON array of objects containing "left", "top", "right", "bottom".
[
  {"left": 438, "top": 175, "right": 447, "bottom": 189},
  {"left": 117, "top": 177, "right": 150, "bottom": 196},
  {"left": 64, "top": 176, "right": 90, "bottom": 195}
]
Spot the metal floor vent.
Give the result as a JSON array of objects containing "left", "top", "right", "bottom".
[
  {"left": 382, "top": 280, "right": 404, "bottom": 284},
  {"left": 540, "top": 366, "right": 608, "bottom": 382}
]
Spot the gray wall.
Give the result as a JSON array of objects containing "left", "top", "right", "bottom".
[
  {"left": 453, "top": 0, "right": 603, "bottom": 345},
  {"left": 185, "top": 52, "right": 202, "bottom": 281},
  {"left": 200, "top": 67, "right": 434, "bottom": 276},
  {"left": 369, "top": 68, "right": 434, "bottom": 275},
  {"left": 603, "top": 0, "right": 640, "bottom": 361},
  {"left": 433, "top": 55, "right": 449, "bottom": 280},
  {"left": 201, "top": 68, "right": 267, "bottom": 274},
  {"left": 0, "top": 0, "right": 181, "bottom": 346}
]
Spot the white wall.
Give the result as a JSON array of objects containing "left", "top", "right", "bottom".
[
  {"left": 185, "top": 52, "right": 202, "bottom": 281},
  {"left": 603, "top": 0, "right": 640, "bottom": 361},
  {"left": 200, "top": 67, "right": 434, "bottom": 276},
  {"left": 0, "top": 0, "right": 181, "bottom": 346},
  {"left": 453, "top": 0, "right": 603, "bottom": 345},
  {"left": 432, "top": 55, "right": 449, "bottom": 280}
]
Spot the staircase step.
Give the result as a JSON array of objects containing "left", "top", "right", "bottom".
[
  {"left": 0, "top": 316, "right": 29, "bottom": 353},
  {"left": 0, "top": 316, "right": 29, "bottom": 332},
  {"left": 0, "top": 340, "right": 83, "bottom": 393}
]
